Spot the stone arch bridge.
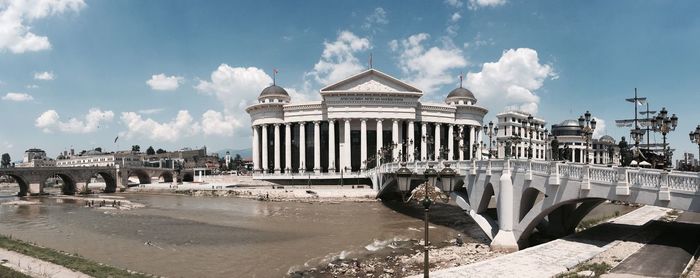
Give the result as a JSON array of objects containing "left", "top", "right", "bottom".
[
  {"left": 0, "top": 166, "right": 194, "bottom": 196},
  {"left": 373, "top": 159, "right": 700, "bottom": 251}
]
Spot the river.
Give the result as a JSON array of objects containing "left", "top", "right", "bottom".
[{"left": 0, "top": 190, "right": 483, "bottom": 277}]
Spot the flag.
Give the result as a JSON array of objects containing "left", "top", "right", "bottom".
[{"left": 114, "top": 136, "right": 119, "bottom": 143}]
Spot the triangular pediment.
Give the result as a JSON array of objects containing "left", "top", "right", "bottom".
[{"left": 320, "top": 69, "right": 423, "bottom": 94}]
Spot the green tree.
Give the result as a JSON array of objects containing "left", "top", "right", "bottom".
[
  {"left": 156, "top": 148, "right": 167, "bottom": 154},
  {"left": 146, "top": 146, "right": 155, "bottom": 155},
  {"left": 232, "top": 154, "right": 243, "bottom": 171},
  {"left": 1, "top": 153, "right": 10, "bottom": 168},
  {"left": 131, "top": 145, "right": 141, "bottom": 153}
]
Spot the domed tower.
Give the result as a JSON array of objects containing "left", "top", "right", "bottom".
[
  {"left": 257, "top": 84, "right": 290, "bottom": 103},
  {"left": 445, "top": 77, "right": 477, "bottom": 105}
]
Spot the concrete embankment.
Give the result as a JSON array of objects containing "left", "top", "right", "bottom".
[{"left": 419, "top": 206, "right": 671, "bottom": 278}]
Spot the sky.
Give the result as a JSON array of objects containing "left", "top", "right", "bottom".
[{"left": 1, "top": 0, "right": 699, "bottom": 162}]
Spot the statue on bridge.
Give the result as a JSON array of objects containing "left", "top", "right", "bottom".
[{"left": 550, "top": 137, "right": 560, "bottom": 160}]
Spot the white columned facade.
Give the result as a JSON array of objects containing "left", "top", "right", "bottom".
[
  {"left": 376, "top": 119, "right": 383, "bottom": 165},
  {"left": 328, "top": 120, "right": 335, "bottom": 172},
  {"left": 392, "top": 119, "right": 399, "bottom": 161},
  {"left": 285, "top": 123, "right": 291, "bottom": 173},
  {"left": 299, "top": 122, "right": 306, "bottom": 172},
  {"left": 261, "top": 125, "right": 268, "bottom": 172},
  {"left": 407, "top": 121, "right": 415, "bottom": 162},
  {"left": 274, "top": 124, "right": 281, "bottom": 173},
  {"left": 421, "top": 123, "right": 427, "bottom": 161},
  {"left": 448, "top": 124, "right": 454, "bottom": 160},
  {"left": 314, "top": 121, "right": 321, "bottom": 173},
  {"left": 360, "top": 119, "right": 367, "bottom": 170},
  {"left": 343, "top": 119, "right": 351, "bottom": 171},
  {"left": 434, "top": 124, "right": 441, "bottom": 161},
  {"left": 252, "top": 126, "right": 260, "bottom": 171}
]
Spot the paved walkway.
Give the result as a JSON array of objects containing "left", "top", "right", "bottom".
[
  {"left": 418, "top": 206, "right": 670, "bottom": 278},
  {"left": 0, "top": 248, "right": 92, "bottom": 278}
]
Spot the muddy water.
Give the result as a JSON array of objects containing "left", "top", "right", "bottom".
[{"left": 0, "top": 192, "right": 483, "bottom": 277}]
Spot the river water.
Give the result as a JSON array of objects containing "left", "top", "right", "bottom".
[{"left": 0, "top": 190, "right": 484, "bottom": 277}]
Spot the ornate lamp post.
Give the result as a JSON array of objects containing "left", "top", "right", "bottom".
[
  {"left": 651, "top": 107, "right": 678, "bottom": 168},
  {"left": 690, "top": 125, "right": 700, "bottom": 162},
  {"left": 543, "top": 129, "right": 549, "bottom": 160},
  {"left": 483, "top": 121, "right": 499, "bottom": 159},
  {"left": 578, "top": 111, "right": 597, "bottom": 164}
]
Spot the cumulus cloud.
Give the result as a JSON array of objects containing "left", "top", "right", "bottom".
[
  {"left": 35, "top": 108, "right": 114, "bottom": 133},
  {"left": 451, "top": 12, "right": 461, "bottom": 22},
  {"left": 2, "top": 92, "right": 33, "bottom": 101},
  {"left": 0, "top": 0, "right": 85, "bottom": 53},
  {"left": 120, "top": 110, "right": 200, "bottom": 142},
  {"left": 465, "top": 48, "right": 556, "bottom": 114},
  {"left": 468, "top": 0, "right": 506, "bottom": 10},
  {"left": 195, "top": 64, "right": 272, "bottom": 112},
  {"left": 34, "top": 71, "right": 54, "bottom": 80},
  {"left": 592, "top": 117, "right": 607, "bottom": 139},
  {"left": 305, "top": 31, "right": 371, "bottom": 86},
  {"left": 445, "top": 0, "right": 463, "bottom": 8},
  {"left": 201, "top": 110, "right": 238, "bottom": 136},
  {"left": 26, "top": 84, "right": 38, "bottom": 89},
  {"left": 146, "top": 73, "right": 183, "bottom": 91},
  {"left": 363, "top": 7, "right": 388, "bottom": 30},
  {"left": 392, "top": 33, "right": 467, "bottom": 95}
]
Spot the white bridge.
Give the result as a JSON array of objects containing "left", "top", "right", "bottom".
[{"left": 372, "top": 159, "right": 700, "bottom": 251}]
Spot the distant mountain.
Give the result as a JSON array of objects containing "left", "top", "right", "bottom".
[{"left": 214, "top": 148, "right": 252, "bottom": 159}]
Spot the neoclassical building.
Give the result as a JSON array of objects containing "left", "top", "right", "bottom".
[{"left": 246, "top": 69, "right": 488, "bottom": 177}]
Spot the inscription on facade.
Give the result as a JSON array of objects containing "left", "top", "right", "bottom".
[{"left": 338, "top": 96, "right": 405, "bottom": 102}]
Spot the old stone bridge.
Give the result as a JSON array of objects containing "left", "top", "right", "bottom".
[
  {"left": 373, "top": 159, "right": 700, "bottom": 251},
  {"left": 0, "top": 165, "right": 197, "bottom": 196}
]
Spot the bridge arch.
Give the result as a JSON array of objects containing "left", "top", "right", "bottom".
[
  {"left": 516, "top": 197, "right": 607, "bottom": 245},
  {"left": 41, "top": 172, "right": 79, "bottom": 195},
  {"left": 127, "top": 169, "right": 151, "bottom": 185},
  {"left": 0, "top": 174, "right": 30, "bottom": 197},
  {"left": 86, "top": 171, "right": 118, "bottom": 193},
  {"left": 158, "top": 171, "right": 174, "bottom": 183},
  {"left": 476, "top": 183, "right": 495, "bottom": 214},
  {"left": 182, "top": 172, "right": 194, "bottom": 182},
  {"left": 519, "top": 187, "right": 545, "bottom": 221}
]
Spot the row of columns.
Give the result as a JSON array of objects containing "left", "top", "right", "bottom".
[{"left": 251, "top": 119, "right": 483, "bottom": 173}]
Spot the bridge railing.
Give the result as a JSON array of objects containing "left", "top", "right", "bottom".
[{"left": 667, "top": 172, "right": 700, "bottom": 192}]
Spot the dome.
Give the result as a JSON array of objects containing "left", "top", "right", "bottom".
[
  {"left": 599, "top": 135, "right": 615, "bottom": 144},
  {"left": 445, "top": 87, "right": 477, "bottom": 105},
  {"left": 258, "top": 85, "right": 290, "bottom": 102},
  {"left": 551, "top": 119, "right": 582, "bottom": 137},
  {"left": 559, "top": 119, "right": 580, "bottom": 127}
]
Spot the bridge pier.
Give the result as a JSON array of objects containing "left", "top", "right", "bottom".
[
  {"left": 28, "top": 183, "right": 42, "bottom": 195},
  {"left": 491, "top": 159, "right": 519, "bottom": 252}
]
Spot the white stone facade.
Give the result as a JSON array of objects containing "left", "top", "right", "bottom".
[
  {"left": 495, "top": 111, "right": 547, "bottom": 160},
  {"left": 246, "top": 69, "right": 488, "bottom": 176}
]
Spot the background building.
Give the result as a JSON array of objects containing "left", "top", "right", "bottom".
[
  {"left": 550, "top": 120, "right": 619, "bottom": 165},
  {"left": 495, "top": 111, "right": 547, "bottom": 160}
]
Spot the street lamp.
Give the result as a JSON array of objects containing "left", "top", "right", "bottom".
[
  {"left": 690, "top": 125, "right": 700, "bottom": 163},
  {"left": 439, "top": 162, "right": 456, "bottom": 193},
  {"left": 417, "top": 164, "right": 439, "bottom": 278},
  {"left": 522, "top": 114, "right": 536, "bottom": 159},
  {"left": 483, "top": 121, "right": 499, "bottom": 159},
  {"left": 651, "top": 107, "right": 678, "bottom": 168},
  {"left": 578, "top": 111, "right": 596, "bottom": 164}
]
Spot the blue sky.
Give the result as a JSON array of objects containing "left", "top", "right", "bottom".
[{"left": 1, "top": 0, "right": 699, "bottom": 161}]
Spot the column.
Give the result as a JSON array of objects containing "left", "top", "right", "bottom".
[
  {"left": 459, "top": 125, "right": 465, "bottom": 161},
  {"left": 285, "top": 123, "right": 292, "bottom": 173},
  {"left": 376, "top": 119, "right": 383, "bottom": 166},
  {"left": 328, "top": 120, "right": 335, "bottom": 172},
  {"left": 261, "top": 125, "right": 268, "bottom": 172},
  {"left": 360, "top": 119, "right": 367, "bottom": 170},
  {"left": 476, "top": 127, "right": 483, "bottom": 159},
  {"left": 421, "top": 123, "right": 427, "bottom": 161},
  {"left": 448, "top": 124, "right": 454, "bottom": 160},
  {"left": 434, "top": 123, "right": 441, "bottom": 161},
  {"left": 392, "top": 119, "right": 399, "bottom": 161},
  {"left": 407, "top": 121, "right": 415, "bottom": 162},
  {"left": 469, "top": 126, "right": 475, "bottom": 160},
  {"left": 343, "top": 119, "right": 351, "bottom": 172},
  {"left": 274, "top": 124, "right": 281, "bottom": 173},
  {"left": 314, "top": 121, "right": 321, "bottom": 173},
  {"left": 299, "top": 122, "right": 306, "bottom": 172},
  {"left": 252, "top": 126, "right": 260, "bottom": 171}
]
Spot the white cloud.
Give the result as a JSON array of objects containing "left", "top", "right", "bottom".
[
  {"left": 465, "top": 48, "right": 556, "bottom": 114},
  {"left": 2, "top": 92, "right": 33, "bottom": 101},
  {"left": 468, "top": 0, "right": 506, "bottom": 10},
  {"left": 137, "top": 108, "right": 164, "bottom": 115},
  {"left": 0, "top": 0, "right": 85, "bottom": 53},
  {"left": 1, "top": 141, "right": 12, "bottom": 149},
  {"left": 120, "top": 110, "right": 200, "bottom": 142},
  {"left": 363, "top": 7, "right": 388, "bottom": 30},
  {"left": 392, "top": 33, "right": 467, "bottom": 95},
  {"left": 592, "top": 117, "right": 607, "bottom": 139},
  {"left": 25, "top": 84, "right": 38, "bottom": 89},
  {"left": 451, "top": 12, "right": 461, "bottom": 22},
  {"left": 34, "top": 71, "right": 54, "bottom": 80},
  {"left": 305, "top": 31, "right": 371, "bottom": 86},
  {"left": 201, "top": 110, "right": 238, "bottom": 136},
  {"left": 146, "top": 73, "right": 183, "bottom": 91},
  {"left": 445, "top": 0, "right": 464, "bottom": 8},
  {"left": 195, "top": 64, "right": 272, "bottom": 112},
  {"left": 35, "top": 108, "right": 114, "bottom": 133}
]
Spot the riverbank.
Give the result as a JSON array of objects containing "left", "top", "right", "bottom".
[{"left": 0, "top": 234, "right": 152, "bottom": 278}]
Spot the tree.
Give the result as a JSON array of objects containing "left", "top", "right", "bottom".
[
  {"left": 131, "top": 145, "right": 141, "bottom": 153},
  {"left": 94, "top": 147, "right": 102, "bottom": 152},
  {"left": 1, "top": 153, "right": 10, "bottom": 168},
  {"left": 146, "top": 146, "right": 155, "bottom": 155},
  {"left": 231, "top": 154, "right": 243, "bottom": 171},
  {"left": 156, "top": 148, "right": 167, "bottom": 154}
]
